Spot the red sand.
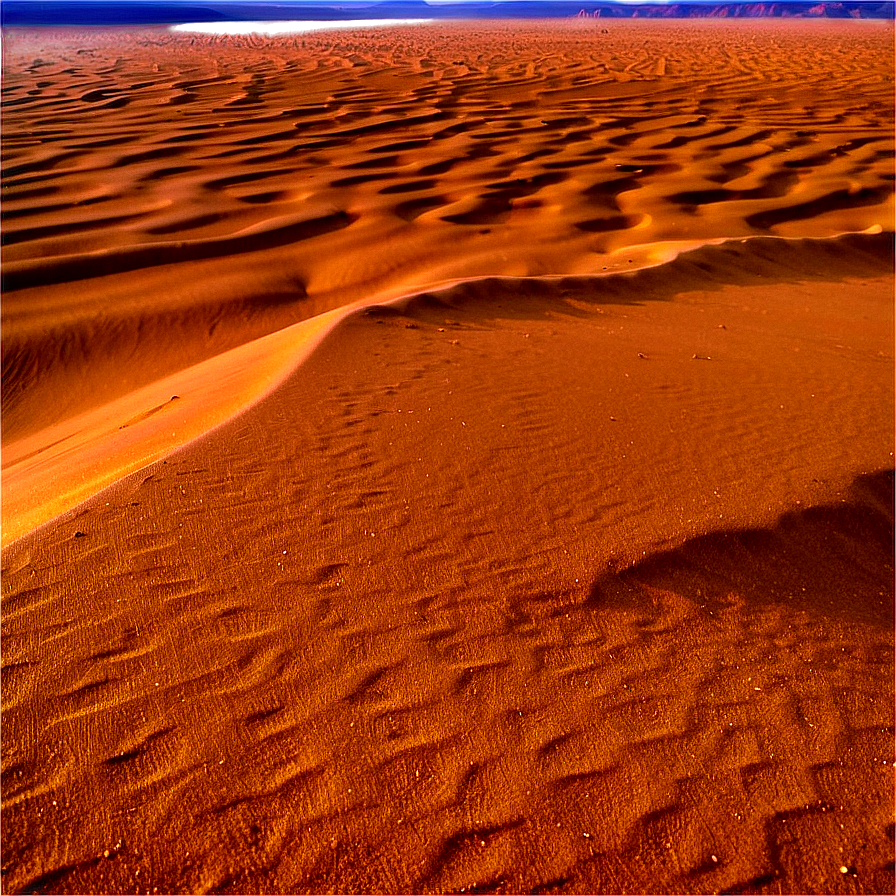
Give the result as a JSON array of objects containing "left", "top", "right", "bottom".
[{"left": 1, "top": 19, "right": 894, "bottom": 895}]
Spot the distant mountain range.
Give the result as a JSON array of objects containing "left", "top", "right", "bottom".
[{"left": 2, "top": 1, "right": 893, "bottom": 27}]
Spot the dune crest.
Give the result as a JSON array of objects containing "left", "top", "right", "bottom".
[
  {"left": 3, "top": 20, "right": 893, "bottom": 441},
  {"left": 3, "top": 230, "right": 892, "bottom": 548},
  {"left": 0, "top": 305, "right": 354, "bottom": 547}
]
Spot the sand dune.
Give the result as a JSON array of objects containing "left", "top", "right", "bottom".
[
  {"left": 3, "top": 231, "right": 892, "bottom": 551},
  {"left": 3, "top": 21, "right": 893, "bottom": 441},
  {"left": 1, "top": 19, "right": 894, "bottom": 896}
]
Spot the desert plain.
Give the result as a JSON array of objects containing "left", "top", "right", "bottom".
[{"left": 1, "top": 17, "right": 894, "bottom": 895}]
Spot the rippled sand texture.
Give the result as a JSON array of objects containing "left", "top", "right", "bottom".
[
  {"left": 2, "top": 20, "right": 894, "bottom": 896},
  {"left": 3, "top": 21, "right": 893, "bottom": 440}
]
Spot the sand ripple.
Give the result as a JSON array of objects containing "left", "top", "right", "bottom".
[
  {"left": 2, "top": 20, "right": 893, "bottom": 440},
  {"left": 1, "top": 19, "right": 893, "bottom": 896}
]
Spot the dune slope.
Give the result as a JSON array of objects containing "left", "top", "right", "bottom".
[
  {"left": 3, "top": 20, "right": 893, "bottom": 441},
  {"left": 1, "top": 19, "right": 894, "bottom": 896},
  {"left": 3, "top": 232, "right": 894, "bottom": 894}
]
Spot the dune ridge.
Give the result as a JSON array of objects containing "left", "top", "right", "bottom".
[
  {"left": 1, "top": 256, "right": 892, "bottom": 891},
  {"left": 2, "top": 18, "right": 894, "bottom": 896},
  {"left": 2, "top": 228, "right": 892, "bottom": 549},
  {"left": 3, "top": 20, "right": 893, "bottom": 440}
]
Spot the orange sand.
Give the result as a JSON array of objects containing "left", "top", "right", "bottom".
[{"left": 1, "top": 19, "right": 894, "bottom": 895}]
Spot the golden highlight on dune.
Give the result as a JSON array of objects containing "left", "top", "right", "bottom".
[{"left": 1, "top": 18, "right": 894, "bottom": 895}]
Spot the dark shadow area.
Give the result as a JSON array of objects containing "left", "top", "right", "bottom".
[
  {"left": 370, "top": 230, "right": 894, "bottom": 326},
  {"left": 587, "top": 469, "right": 895, "bottom": 631},
  {"left": 1, "top": 210, "right": 356, "bottom": 293}
]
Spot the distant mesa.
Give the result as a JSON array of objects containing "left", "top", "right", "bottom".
[
  {"left": 575, "top": 2, "right": 894, "bottom": 17},
  {"left": 2, "top": 0, "right": 893, "bottom": 26}
]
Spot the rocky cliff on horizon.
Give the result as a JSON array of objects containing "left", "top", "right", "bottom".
[
  {"left": 2, "top": 0, "right": 894, "bottom": 27},
  {"left": 574, "top": 2, "right": 893, "bottom": 17}
]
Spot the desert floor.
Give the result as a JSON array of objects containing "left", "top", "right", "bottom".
[{"left": 1, "top": 19, "right": 894, "bottom": 895}]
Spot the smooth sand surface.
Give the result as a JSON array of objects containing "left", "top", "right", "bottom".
[{"left": 2, "top": 20, "right": 894, "bottom": 895}]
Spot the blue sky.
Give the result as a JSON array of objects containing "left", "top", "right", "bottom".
[
  {"left": 10, "top": 0, "right": 690, "bottom": 3},
  {"left": 19, "top": 0, "right": 889, "bottom": 4}
]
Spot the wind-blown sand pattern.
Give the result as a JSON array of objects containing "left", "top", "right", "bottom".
[{"left": 1, "top": 19, "right": 894, "bottom": 895}]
